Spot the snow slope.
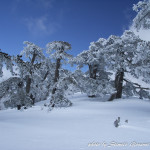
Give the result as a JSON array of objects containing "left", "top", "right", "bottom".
[{"left": 0, "top": 93, "right": 150, "bottom": 150}]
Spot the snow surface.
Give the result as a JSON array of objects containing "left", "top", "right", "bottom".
[
  {"left": 0, "top": 93, "right": 150, "bottom": 150},
  {"left": 0, "top": 68, "right": 12, "bottom": 83}
]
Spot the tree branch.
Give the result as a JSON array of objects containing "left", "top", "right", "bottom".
[{"left": 123, "top": 78, "right": 150, "bottom": 90}]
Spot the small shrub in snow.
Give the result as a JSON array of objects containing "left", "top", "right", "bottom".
[
  {"left": 49, "top": 90, "right": 72, "bottom": 108},
  {"left": 114, "top": 117, "right": 120, "bottom": 128}
]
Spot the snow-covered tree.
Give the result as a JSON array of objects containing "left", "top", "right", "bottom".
[
  {"left": 0, "top": 77, "right": 27, "bottom": 109},
  {"left": 31, "top": 57, "right": 55, "bottom": 102},
  {"left": 18, "top": 41, "right": 45, "bottom": 104},
  {"left": 0, "top": 51, "right": 31, "bottom": 109},
  {"left": 105, "top": 30, "right": 144, "bottom": 99},
  {"left": 46, "top": 41, "right": 72, "bottom": 108},
  {"left": 71, "top": 39, "right": 114, "bottom": 97},
  {"left": 89, "top": 38, "right": 111, "bottom": 81},
  {"left": 0, "top": 50, "right": 13, "bottom": 77},
  {"left": 133, "top": 0, "right": 150, "bottom": 30},
  {"left": 73, "top": 38, "right": 107, "bottom": 80},
  {"left": 131, "top": 40, "right": 150, "bottom": 81}
]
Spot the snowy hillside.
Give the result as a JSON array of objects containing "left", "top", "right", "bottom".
[{"left": 0, "top": 93, "right": 150, "bottom": 150}]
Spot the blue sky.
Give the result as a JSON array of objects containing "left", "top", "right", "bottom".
[{"left": 0, "top": 0, "right": 139, "bottom": 57}]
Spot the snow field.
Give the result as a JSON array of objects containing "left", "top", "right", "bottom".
[{"left": 0, "top": 93, "right": 150, "bottom": 150}]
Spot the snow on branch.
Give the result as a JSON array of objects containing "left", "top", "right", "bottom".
[{"left": 123, "top": 78, "right": 150, "bottom": 90}]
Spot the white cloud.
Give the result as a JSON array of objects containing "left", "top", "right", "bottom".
[
  {"left": 11, "top": 0, "right": 62, "bottom": 37},
  {"left": 24, "top": 16, "right": 60, "bottom": 37}
]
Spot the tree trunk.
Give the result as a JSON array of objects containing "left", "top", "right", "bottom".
[
  {"left": 108, "top": 70, "right": 124, "bottom": 101},
  {"left": 50, "top": 58, "right": 61, "bottom": 107},
  {"left": 115, "top": 71, "right": 124, "bottom": 99},
  {"left": 88, "top": 64, "right": 97, "bottom": 98},
  {"left": 26, "top": 53, "right": 37, "bottom": 104},
  {"left": 52, "top": 58, "right": 61, "bottom": 95},
  {"left": 108, "top": 93, "right": 117, "bottom": 101},
  {"left": 89, "top": 64, "right": 93, "bottom": 78},
  {"left": 26, "top": 76, "right": 31, "bottom": 94},
  {"left": 30, "top": 94, "right": 35, "bottom": 105},
  {"left": 89, "top": 64, "right": 97, "bottom": 79},
  {"left": 92, "top": 65, "right": 97, "bottom": 80}
]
